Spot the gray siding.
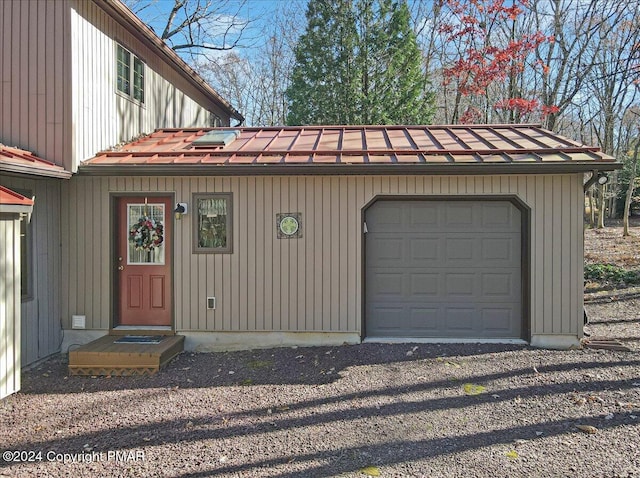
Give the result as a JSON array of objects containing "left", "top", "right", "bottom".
[
  {"left": 1, "top": 177, "right": 63, "bottom": 365},
  {"left": 1, "top": 0, "right": 232, "bottom": 172},
  {"left": 62, "top": 174, "right": 584, "bottom": 340},
  {"left": 0, "top": 0, "right": 71, "bottom": 169},
  {"left": 0, "top": 214, "right": 22, "bottom": 398},
  {"left": 69, "top": 0, "right": 231, "bottom": 168}
]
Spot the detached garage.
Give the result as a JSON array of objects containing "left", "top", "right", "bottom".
[{"left": 65, "top": 124, "right": 619, "bottom": 351}]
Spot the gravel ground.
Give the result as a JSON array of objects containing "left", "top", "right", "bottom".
[{"left": 2, "top": 226, "right": 639, "bottom": 478}]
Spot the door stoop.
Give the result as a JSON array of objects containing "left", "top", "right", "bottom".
[{"left": 68, "top": 334, "right": 184, "bottom": 376}]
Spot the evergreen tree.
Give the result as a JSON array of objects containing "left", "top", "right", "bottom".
[
  {"left": 286, "top": 0, "right": 434, "bottom": 125},
  {"left": 286, "top": 1, "right": 360, "bottom": 125}
]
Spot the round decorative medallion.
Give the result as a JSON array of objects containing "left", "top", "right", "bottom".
[{"left": 279, "top": 215, "right": 300, "bottom": 236}]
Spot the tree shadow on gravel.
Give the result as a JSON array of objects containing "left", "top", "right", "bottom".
[
  {"left": 20, "top": 343, "right": 531, "bottom": 394},
  {"left": 175, "top": 411, "right": 640, "bottom": 478},
  {"left": 19, "top": 343, "right": 639, "bottom": 395},
  {"left": 4, "top": 367, "right": 640, "bottom": 472}
]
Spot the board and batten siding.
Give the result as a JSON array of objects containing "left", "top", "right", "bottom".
[
  {"left": 0, "top": 177, "right": 63, "bottom": 366},
  {"left": 69, "top": 0, "right": 230, "bottom": 170},
  {"left": 0, "top": 0, "right": 72, "bottom": 170},
  {"left": 62, "top": 174, "right": 584, "bottom": 341},
  {"left": 1, "top": 214, "right": 22, "bottom": 398}
]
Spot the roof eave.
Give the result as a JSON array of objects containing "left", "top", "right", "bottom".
[
  {"left": 0, "top": 163, "right": 73, "bottom": 179},
  {"left": 77, "top": 161, "right": 622, "bottom": 177},
  {"left": 0, "top": 204, "right": 34, "bottom": 215}
]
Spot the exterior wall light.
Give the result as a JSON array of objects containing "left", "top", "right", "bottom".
[
  {"left": 597, "top": 173, "right": 609, "bottom": 185},
  {"left": 174, "top": 202, "right": 187, "bottom": 220}
]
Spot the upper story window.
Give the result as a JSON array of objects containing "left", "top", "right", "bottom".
[{"left": 116, "top": 44, "right": 145, "bottom": 103}]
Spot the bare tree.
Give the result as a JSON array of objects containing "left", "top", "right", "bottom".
[
  {"left": 124, "top": 0, "right": 253, "bottom": 59},
  {"left": 195, "top": 1, "right": 304, "bottom": 126},
  {"left": 624, "top": 138, "right": 639, "bottom": 236}
]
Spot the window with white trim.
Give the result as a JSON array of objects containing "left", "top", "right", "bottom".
[{"left": 116, "top": 44, "right": 145, "bottom": 103}]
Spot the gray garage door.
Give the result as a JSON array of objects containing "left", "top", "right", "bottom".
[{"left": 365, "top": 200, "right": 522, "bottom": 339}]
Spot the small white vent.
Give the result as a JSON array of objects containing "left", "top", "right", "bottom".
[
  {"left": 72, "top": 315, "right": 86, "bottom": 329},
  {"left": 207, "top": 297, "right": 216, "bottom": 310}
]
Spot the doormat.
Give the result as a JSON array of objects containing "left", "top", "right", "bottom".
[{"left": 114, "top": 335, "right": 165, "bottom": 344}]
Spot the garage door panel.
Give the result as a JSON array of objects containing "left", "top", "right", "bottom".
[
  {"left": 482, "top": 308, "right": 517, "bottom": 334},
  {"left": 410, "top": 273, "right": 439, "bottom": 296},
  {"left": 444, "top": 308, "right": 475, "bottom": 331},
  {"left": 369, "top": 237, "right": 404, "bottom": 261},
  {"left": 481, "top": 272, "right": 516, "bottom": 297},
  {"left": 409, "top": 308, "right": 441, "bottom": 331},
  {"left": 409, "top": 203, "right": 439, "bottom": 227},
  {"left": 366, "top": 200, "right": 522, "bottom": 339},
  {"left": 444, "top": 203, "right": 475, "bottom": 227},
  {"left": 481, "top": 203, "right": 520, "bottom": 230},
  {"left": 445, "top": 238, "right": 474, "bottom": 261},
  {"left": 482, "top": 237, "right": 515, "bottom": 261},
  {"left": 371, "top": 272, "right": 404, "bottom": 297},
  {"left": 371, "top": 204, "right": 403, "bottom": 228},
  {"left": 368, "top": 307, "right": 405, "bottom": 334},
  {"left": 410, "top": 238, "right": 440, "bottom": 261},
  {"left": 445, "top": 273, "right": 475, "bottom": 296}
]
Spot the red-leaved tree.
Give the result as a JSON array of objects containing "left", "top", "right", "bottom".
[{"left": 439, "top": 0, "right": 557, "bottom": 124}]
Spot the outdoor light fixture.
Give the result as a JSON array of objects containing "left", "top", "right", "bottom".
[
  {"left": 583, "top": 171, "right": 609, "bottom": 191},
  {"left": 597, "top": 172, "right": 609, "bottom": 185},
  {"left": 174, "top": 202, "right": 187, "bottom": 220}
]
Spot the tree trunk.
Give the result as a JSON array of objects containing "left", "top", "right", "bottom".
[
  {"left": 588, "top": 188, "right": 595, "bottom": 228},
  {"left": 597, "top": 184, "right": 606, "bottom": 229},
  {"left": 623, "top": 141, "right": 639, "bottom": 236}
]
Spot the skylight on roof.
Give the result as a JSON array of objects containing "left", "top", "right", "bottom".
[{"left": 192, "top": 130, "right": 240, "bottom": 148}]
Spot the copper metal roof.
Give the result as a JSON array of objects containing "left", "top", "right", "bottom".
[
  {"left": 0, "top": 145, "right": 72, "bottom": 179},
  {"left": 80, "top": 125, "right": 619, "bottom": 176},
  {"left": 0, "top": 186, "right": 34, "bottom": 206}
]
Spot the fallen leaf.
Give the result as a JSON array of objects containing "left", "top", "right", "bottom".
[
  {"left": 505, "top": 450, "right": 519, "bottom": 459},
  {"left": 359, "top": 466, "right": 381, "bottom": 476},
  {"left": 445, "top": 361, "right": 461, "bottom": 368},
  {"left": 463, "top": 383, "right": 486, "bottom": 395},
  {"left": 576, "top": 425, "right": 598, "bottom": 434}
]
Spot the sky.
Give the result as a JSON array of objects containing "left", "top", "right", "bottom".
[{"left": 126, "top": 0, "right": 303, "bottom": 57}]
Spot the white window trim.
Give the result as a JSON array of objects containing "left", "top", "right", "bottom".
[{"left": 116, "top": 43, "right": 145, "bottom": 105}]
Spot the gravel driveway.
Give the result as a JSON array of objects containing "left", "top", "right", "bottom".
[{"left": 2, "top": 295, "right": 639, "bottom": 478}]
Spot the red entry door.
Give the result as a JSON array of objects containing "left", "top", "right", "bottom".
[{"left": 116, "top": 196, "right": 172, "bottom": 326}]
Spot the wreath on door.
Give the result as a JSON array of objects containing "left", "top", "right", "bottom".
[{"left": 129, "top": 216, "right": 164, "bottom": 251}]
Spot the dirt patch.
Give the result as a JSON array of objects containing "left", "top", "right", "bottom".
[{"left": 584, "top": 218, "right": 640, "bottom": 269}]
